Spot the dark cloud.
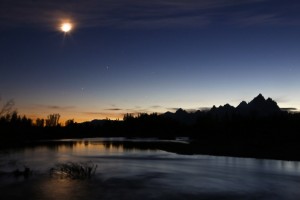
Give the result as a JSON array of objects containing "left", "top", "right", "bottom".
[
  {"left": 281, "top": 108, "right": 298, "bottom": 112},
  {"left": 1, "top": 0, "right": 296, "bottom": 29},
  {"left": 105, "top": 108, "right": 123, "bottom": 111},
  {"left": 233, "top": 14, "right": 281, "bottom": 26},
  {"left": 167, "top": 107, "right": 180, "bottom": 112},
  {"left": 149, "top": 105, "right": 163, "bottom": 109},
  {"left": 35, "top": 104, "right": 76, "bottom": 110},
  {"left": 84, "top": 106, "right": 158, "bottom": 116},
  {"left": 230, "top": 1, "right": 300, "bottom": 26}
]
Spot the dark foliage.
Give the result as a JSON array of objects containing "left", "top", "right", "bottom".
[{"left": 1, "top": 94, "right": 300, "bottom": 160}]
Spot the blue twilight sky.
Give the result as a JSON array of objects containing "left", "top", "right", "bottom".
[{"left": 0, "top": 0, "right": 300, "bottom": 122}]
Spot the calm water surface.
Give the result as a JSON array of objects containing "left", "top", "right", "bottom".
[{"left": 0, "top": 138, "right": 300, "bottom": 199}]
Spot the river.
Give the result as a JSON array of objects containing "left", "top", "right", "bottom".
[{"left": 0, "top": 138, "right": 300, "bottom": 199}]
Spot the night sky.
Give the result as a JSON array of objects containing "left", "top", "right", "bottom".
[{"left": 1, "top": 0, "right": 300, "bottom": 122}]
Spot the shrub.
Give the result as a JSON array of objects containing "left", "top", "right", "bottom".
[{"left": 50, "top": 161, "right": 97, "bottom": 179}]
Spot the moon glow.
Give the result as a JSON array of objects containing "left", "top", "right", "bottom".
[{"left": 61, "top": 23, "right": 72, "bottom": 33}]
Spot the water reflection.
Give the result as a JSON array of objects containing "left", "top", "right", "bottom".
[
  {"left": 0, "top": 138, "right": 300, "bottom": 200},
  {"left": 38, "top": 178, "right": 90, "bottom": 200}
]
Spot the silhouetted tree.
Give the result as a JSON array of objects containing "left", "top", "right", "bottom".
[
  {"left": 123, "top": 113, "right": 134, "bottom": 121},
  {"left": 19, "top": 115, "right": 32, "bottom": 128},
  {"left": 0, "top": 99, "right": 15, "bottom": 119},
  {"left": 46, "top": 113, "right": 60, "bottom": 127},
  {"left": 36, "top": 118, "right": 45, "bottom": 127},
  {"left": 10, "top": 111, "right": 19, "bottom": 124},
  {"left": 65, "top": 119, "right": 74, "bottom": 127}
]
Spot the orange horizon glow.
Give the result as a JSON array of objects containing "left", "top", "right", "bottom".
[{"left": 25, "top": 113, "right": 125, "bottom": 125}]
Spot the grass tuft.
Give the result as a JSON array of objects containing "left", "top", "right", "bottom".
[{"left": 50, "top": 161, "right": 97, "bottom": 179}]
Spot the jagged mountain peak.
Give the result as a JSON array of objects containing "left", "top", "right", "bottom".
[
  {"left": 175, "top": 108, "right": 187, "bottom": 114},
  {"left": 209, "top": 94, "right": 282, "bottom": 117},
  {"left": 237, "top": 101, "right": 247, "bottom": 107},
  {"left": 266, "top": 97, "right": 275, "bottom": 102},
  {"left": 236, "top": 101, "right": 248, "bottom": 113},
  {"left": 224, "top": 103, "right": 233, "bottom": 107},
  {"left": 249, "top": 94, "right": 278, "bottom": 106},
  {"left": 163, "top": 94, "right": 284, "bottom": 123},
  {"left": 250, "top": 93, "right": 266, "bottom": 103}
]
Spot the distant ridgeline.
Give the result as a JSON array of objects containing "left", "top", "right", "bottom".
[
  {"left": 163, "top": 93, "right": 286, "bottom": 125},
  {"left": 0, "top": 94, "right": 298, "bottom": 139},
  {"left": 81, "top": 94, "right": 299, "bottom": 140},
  {"left": 1, "top": 94, "right": 300, "bottom": 160}
]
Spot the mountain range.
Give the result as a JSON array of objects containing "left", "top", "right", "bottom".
[
  {"left": 162, "top": 94, "right": 285, "bottom": 124},
  {"left": 87, "top": 94, "right": 286, "bottom": 125},
  {"left": 210, "top": 93, "right": 282, "bottom": 116}
]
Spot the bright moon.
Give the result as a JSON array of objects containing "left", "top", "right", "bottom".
[{"left": 61, "top": 23, "right": 72, "bottom": 33}]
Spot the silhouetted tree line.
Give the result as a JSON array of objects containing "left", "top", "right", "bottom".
[
  {"left": 1, "top": 108, "right": 300, "bottom": 140},
  {"left": 1, "top": 109, "right": 300, "bottom": 159},
  {"left": 2, "top": 95, "right": 300, "bottom": 160}
]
